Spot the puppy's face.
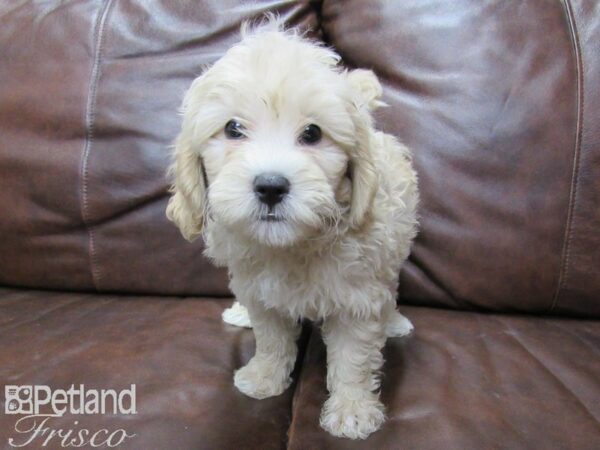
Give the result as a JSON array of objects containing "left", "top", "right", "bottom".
[
  {"left": 167, "top": 27, "right": 383, "bottom": 247},
  {"left": 205, "top": 106, "right": 348, "bottom": 247}
]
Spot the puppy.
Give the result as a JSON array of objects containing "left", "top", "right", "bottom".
[{"left": 167, "top": 19, "right": 418, "bottom": 440}]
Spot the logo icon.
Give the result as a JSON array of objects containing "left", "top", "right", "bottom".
[{"left": 4, "top": 386, "right": 33, "bottom": 415}]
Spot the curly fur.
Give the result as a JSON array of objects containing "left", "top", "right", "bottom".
[{"left": 167, "top": 19, "right": 418, "bottom": 440}]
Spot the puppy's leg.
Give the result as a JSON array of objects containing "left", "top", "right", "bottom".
[
  {"left": 320, "top": 316, "right": 387, "bottom": 439},
  {"left": 234, "top": 300, "right": 300, "bottom": 399}
]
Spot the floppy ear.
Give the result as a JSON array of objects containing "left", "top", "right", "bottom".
[
  {"left": 166, "top": 131, "right": 207, "bottom": 241},
  {"left": 347, "top": 128, "right": 378, "bottom": 229},
  {"left": 166, "top": 74, "right": 213, "bottom": 242},
  {"left": 347, "top": 69, "right": 383, "bottom": 228}
]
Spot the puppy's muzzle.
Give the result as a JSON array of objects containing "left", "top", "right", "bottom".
[{"left": 254, "top": 173, "right": 290, "bottom": 209}]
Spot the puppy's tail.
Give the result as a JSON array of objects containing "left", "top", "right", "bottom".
[
  {"left": 222, "top": 301, "right": 252, "bottom": 328},
  {"left": 386, "top": 309, "right": 414, "bottom": 338}
]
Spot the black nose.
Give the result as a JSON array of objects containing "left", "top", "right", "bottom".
[{"left": 254, "top": 174, "right": 290, "bottom": 208}]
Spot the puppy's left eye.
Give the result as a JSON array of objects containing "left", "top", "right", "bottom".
[
  {"left": 298, "top": 124, "right": 322, "bottom": 145},
  {"left": 224, "top": 120, "right": 246, "bottom": 139}
]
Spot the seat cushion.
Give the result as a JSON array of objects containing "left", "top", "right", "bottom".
[
  {"left": 288, "top": 306, "right": 600, "bottom": 449},
  {"left": 0, "top": 288, "right": 298, "bottom": 450}
]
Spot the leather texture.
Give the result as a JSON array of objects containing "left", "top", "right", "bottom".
[
  {"left": 0, "top": 288, "right": 300, "bottom": 450},
  {"left": 0, "top": 1, "right": 599, "bottom": 449},
  {"left": 550, "top": 0, "right": 600, "bottom": 317},
  {"left": 289, "top": 306, "right": 600, "bottom": 450},
  {"left": 1, "top": 291, "right": 598, "bottom": 449},
  {"left": 322, "top": 0, "right": 600, "bottom": 317},
  {"left": 0, "top": 0, "right": 317, "bottom": 296},
  {"left": 1, "top": 0, "right": 598, "bottom": 315}
]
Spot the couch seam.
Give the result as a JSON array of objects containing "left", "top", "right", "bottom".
[
  {"left": 550, "top": 0, "right": 584, "bottom": 313},
  {"left": 79, "top": 0, "right": 113, "bottom": 291}
]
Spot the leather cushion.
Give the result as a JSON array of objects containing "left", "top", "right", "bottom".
[
  {"left": 0, "top": 288, "right": 300, "bottom": 449},
  {"left": 288, "top": 305, "right": 600, "bottom": 449},
  {"left": 322, "top": 0, "right": 600, "bottom": 317}
]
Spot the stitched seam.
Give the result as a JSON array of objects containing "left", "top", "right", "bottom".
[
  {"left": 80, "top": 0, "right": 113, "bottom": 291},
  {"left": 551, "top": 0, "right": 584, "bottom": 313}
]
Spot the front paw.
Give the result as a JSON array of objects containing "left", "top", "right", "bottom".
[
  {"left": 320, "top": 392, "right": 385, "bottom": 440},
  {"left": 234, "top": 357, "right": 291, "bottom": 399}
]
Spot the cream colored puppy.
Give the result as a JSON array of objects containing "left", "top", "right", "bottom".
[{"left": 167, "top": 20, "right": 418, "bottom": 440}]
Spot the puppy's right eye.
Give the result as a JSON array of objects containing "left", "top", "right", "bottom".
[
  {"left": 224, "top": 120, "right": 245, "bottom": 139},
  {"left": 298, "top": 124, "right": 322, "bottom": 145}
]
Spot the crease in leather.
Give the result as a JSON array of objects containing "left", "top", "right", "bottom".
[
  {"left": 84, "top": 189, "right": 169, "bottom": 228},
  {"left": 551, "top": 0, "right": 585, "bottom": 313},
  {"left": 108, "top": 18, "right": 241, "bottom": 63},
  {"left": 495, "top": 316, "right": 600, "bottom": 426},
  {"left": 91, "top": 124, "right": 158, "bottom": 141},
  {"left": 547, "top": 320, "right": 600, "bottom": 360},
  {"left": 79, "top": 0, "right": 114, "bottom": 291},
  {"left": 104, "top": 1, "right": 311, "bottom": 63},
  {"left": 470, "top": 316, "right": 541, "bottom": 444},
  {"left": 0, "top": 296, "right": 85, "bottom": 332},
  {"left": 37, "top": 297, "right": 120, "bottom": 336},
  {"left": 407, "top": 253, "right": 462, "bottom": 308},
  {"left": 21, "top": 341, "right": 98, "bottom": 376}
]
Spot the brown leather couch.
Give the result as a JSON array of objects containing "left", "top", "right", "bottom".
[{"left": 1, "top": 1, "right": 599, "bottom": 449}]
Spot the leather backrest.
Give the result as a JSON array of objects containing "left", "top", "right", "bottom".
[
  {"left": 322, "top": 0, "right": 600, "bottom": 316},
  {"left": 1, "top": 1, "right": 598, "bottom": 317},
  {"left": 0, "top": 1, "right": 317, "bottom": 296}
]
